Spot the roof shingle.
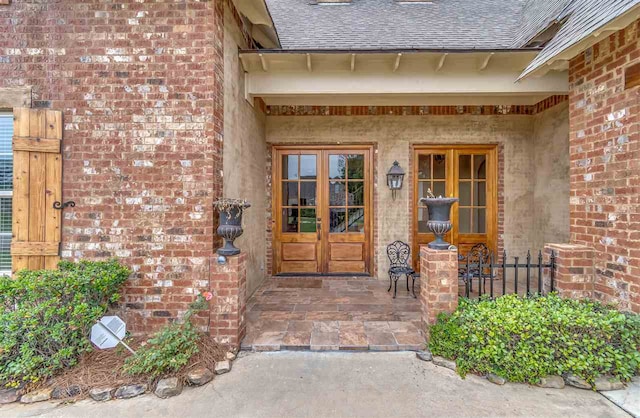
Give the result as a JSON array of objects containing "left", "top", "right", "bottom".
[{"left": 265, "top": 0, "right": 526, "bottom": 50}]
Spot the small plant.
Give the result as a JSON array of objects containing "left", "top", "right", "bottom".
[
  {"left": 429, "top": 294, "right": 640, "bottom": 385},
  {"left": 123, "top": 291, "right": 212, "bottom": 378},
  {"left": 213, "top": 198, "right": 250, "bottom": 218},
  {"left": 0, "top": 259, "right": 130, "bottom": 388}
]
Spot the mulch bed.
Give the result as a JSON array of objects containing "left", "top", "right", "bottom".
[{"left": 33, "top": 334, "right": 228, "bottom": 402}]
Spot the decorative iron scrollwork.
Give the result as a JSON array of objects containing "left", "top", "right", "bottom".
[{"left": 53, "top": 201, "right": 76, "bottom": 210}]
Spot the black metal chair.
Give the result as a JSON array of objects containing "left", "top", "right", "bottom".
[
  {"left": 458, "top": 243, "right": 491, "bottom": 296},
  {"left": 386, "top": 240, "right": 418, "bottom": 298}
]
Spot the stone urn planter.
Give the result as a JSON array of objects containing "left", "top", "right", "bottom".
[
  {"left": 419, "top": 194, "right": 459, "bottom": 250},
  {"left": 213, "top": 198, "right": 251, "bottom": 256}
]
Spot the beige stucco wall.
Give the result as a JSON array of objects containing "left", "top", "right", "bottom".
[
  {"left": 266, "top": 114, "right": 555, "bottom": 277},
  {"left": 532, "top": 102, "right": 570, "bottom": 248},
  {"left": 223, "top": 9, "right": 268, "bottom": 295}
]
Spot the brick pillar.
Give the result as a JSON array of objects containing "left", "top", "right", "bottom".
[
  {"left": 209, "top": 252, "right": 247, "bottom": 348},
  {"left": 420, "top": 246, "right": 459, "bottom": 327},
  {"left": 544, "top": 243, "right": 595, "bottom": 299}
]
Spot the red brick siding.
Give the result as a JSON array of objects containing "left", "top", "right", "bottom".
[
  {"left": 419, "top": 246, "right": 459, "bottom": 327},
  {"left": 266, "top": 98, "right": 568, "bottom": 117},
  {"left": 209, "top": 252, "right": 247, "bottom": 348},
  {"left": 0, "top": 0, "right": 225, "bottom": 332},
  {"left": 568, "top": 19, "right": 640, "bottom": 313}
]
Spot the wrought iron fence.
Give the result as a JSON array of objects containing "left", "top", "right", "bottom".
[{"left": 459, "top": 250, "right": 556, "bottom": 299}]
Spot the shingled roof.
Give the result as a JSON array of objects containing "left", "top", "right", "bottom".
[
  {"left": 520, "top": 0, "right": 640, "bottom": 78},
  {"left": 263, "top": 0, "right": 640, "bottom": 73},
  {"left": 511, "top": 0, "right": 573, "bottom": 48},
  {"left": 264, "top": 0, "right": 526, "bottom": 50}
]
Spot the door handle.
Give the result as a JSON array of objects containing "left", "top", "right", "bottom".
[{"left": 317, "top": 218, "right": 321, "bottom": 240}]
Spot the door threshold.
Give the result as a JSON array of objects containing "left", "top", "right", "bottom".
[{"left": 274, "top": 273, "right": 372, "bottom": 278}]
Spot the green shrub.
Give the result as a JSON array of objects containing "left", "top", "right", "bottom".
[
  {"left": 123, "top": 315, "right": 200, "bottom": 378},
  {"left": 429, "top": 294, "right": 640, "bottom": 385},
  {"left": 0, "top": 259, "right": 130, "bottom": 388},
  {"left": 123, "top": 292, "right": 211, "bottom": 378}
]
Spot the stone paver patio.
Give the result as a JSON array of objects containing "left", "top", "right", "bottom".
[{"left": 242, "top": 277, "right": 425, "bottom": 351}]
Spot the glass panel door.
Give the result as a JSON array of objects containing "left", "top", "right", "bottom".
[
  {"left": 276, "top": 150, "right": 321, "bottom": 274},
  {"left": 412, "top": 146, "right": 496, "bottom": 271},
  {"left": 454, "top": 150, "right": 494, "bottom": 257},
  {"left": 274, "top": 147, "right": 372, "bottom": 275},
  {"left": 324, "top": 151, "right": 369, "bottom": 274}
]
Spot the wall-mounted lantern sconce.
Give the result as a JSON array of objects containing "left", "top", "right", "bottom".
[{"left": 386, "top": 160, "right": 405, "bottom": 200}]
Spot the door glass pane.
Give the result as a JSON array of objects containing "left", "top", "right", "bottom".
[
  {"left": 433, "top": 155, "right": 446, "bottom": 179},
  {"left": 300, "top": 208, "right": 316, "bottom": 232},
  {"left": 474, "top": 182, "right": 486, "bottom": 206},
  {"left": 418, "top": 182, "right": 431, "bottom": 198},
  {"left": 300, "top": 155, "right": 317, "bottom": 179},
  {"left": 347, "top": 182, "right": 364, "bottom": 206},
  {"left": 418, "top": 155, "right": 431, "bottom": 179},
  {"left": 433, "top": 181, "right": 446, "bottom": 198},
  {"left": 459, "top": 208, "right": 471, "bottom": 233},
  {"left": 473, "top": 208, "right": 486, "bottom": 233},
  {"left": 347, "top": 154, "right": 364, "bottom": 179},
  {"left": 300, "top": 182, "right": 316, "bottom": 206},
  {"left": 329, "top": 208, "right": 346, "bottom": 233},
  {"left": 474, "top": 155, "right": 486, "bottom": 179},
  {"left": 348, "top": 208, "right": 364, "bottom": 232},
  {"left": 282, "top": 155, "right": 298, "bottom": 180},
  {"left": 282, "top": 208, "right": 298, "bottom": 232},
  {"left": 329, "top": 154, "right": 346, "bottom": 179},
  {"left": 418, "top": 207, "right": 429, "bottom": 232},
  {"left": 459, "top": 155, "right": 471, "bottom": 179},
  {"left": 282, "top": 182, "right": 298, "bottom": 206},
  {"left": 459, "top": 182, "right": 471, "bottom": 206},
  {"left": 329, "top": 181, "right": 346, "bottom": 206}
]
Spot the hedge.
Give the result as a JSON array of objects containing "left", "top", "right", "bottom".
[
  {"left": 429, "top": 294, "right": 640, "bottom": 384},
  {"left": 0, "top": 259, "right": 130, "bottom": 388}
]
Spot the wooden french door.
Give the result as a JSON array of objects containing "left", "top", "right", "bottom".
[
  {"left": 412, "top": 145, "right": 497, "bottom": 270},
  {"left": 273, "top": 146, "right": 372, "bottom": 275}
]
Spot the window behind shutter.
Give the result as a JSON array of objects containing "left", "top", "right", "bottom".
[{"left": 11, "top": 108, "right": 62, "bottom": 273}]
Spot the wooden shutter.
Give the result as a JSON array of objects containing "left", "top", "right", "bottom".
[{"left": 11, "top": 108, "right": 62, "bottom": 273}]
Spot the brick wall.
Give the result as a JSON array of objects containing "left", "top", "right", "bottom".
[
  {"left": 209, "top": 252, "right": 247, "bottom": 347},
  {"left": 568, "top": 19, "right": 640, "bottom": 313},
  {"left": 420, "top": 246, "right": 458, "bottom": 327},
  {"left": 0, "top": 0, "right": 225, "bottom": 332}
]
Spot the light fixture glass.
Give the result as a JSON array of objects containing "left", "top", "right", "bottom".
[{"left": 386, "top": 161, "right": 405, "bottom": 200}]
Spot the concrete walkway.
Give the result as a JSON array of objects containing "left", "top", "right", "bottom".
[{"left": 0, "top": 352, "right": 629, "bottom": 418}]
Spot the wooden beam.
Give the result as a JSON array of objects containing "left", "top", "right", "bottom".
[
  {"left": 393, "top": 53, "right": 402, "bottom": 72},
  {"left": 13, "top": 137, "right": 61, "bottom": 153},
  {"left": 436, "top": 53, "right": 448, "bottom": 72},
  {"left": 479, "top": 53, "right": 494, "bottom": 71},
  {"left": 350, "top": 54, "right": 356, "bottom": 72},
  {"left": 259, "top": 53, "right": 268, "bottom": 72},
  {"left": 239, "top": 54, "right": 250, "bottom": 72},
  {"left": 306, "top": 53, "right": 312, "bottom": 72},
  {"left": 11, "top": 241, "right": 59, "bottom": 257}
]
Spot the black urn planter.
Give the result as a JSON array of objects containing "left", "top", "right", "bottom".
[
  {"left": 419, "top": 197, "right": 459, "bottom": 250},
  {"left": 214, "top": 199, "right": 251, "bottom": 256}
]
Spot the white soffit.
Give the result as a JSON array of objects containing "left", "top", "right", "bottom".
[
  {"left": 231, "top": 0, "right": 273, "bottom": 27},
  {"left": 240, "top": 51, "right": 568, "bottom": 103}
]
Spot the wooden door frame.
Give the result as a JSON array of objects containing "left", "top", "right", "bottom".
[
  {"left": 271, "top": 144, "right": 375, "bottom": 276},
  {"left": 411, "top": 144, "right": 498, "bottom": 268}
]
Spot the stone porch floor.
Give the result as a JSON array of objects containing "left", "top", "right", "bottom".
[{"left": 242, "top": 277, "right": 425, "bottom": 351}]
